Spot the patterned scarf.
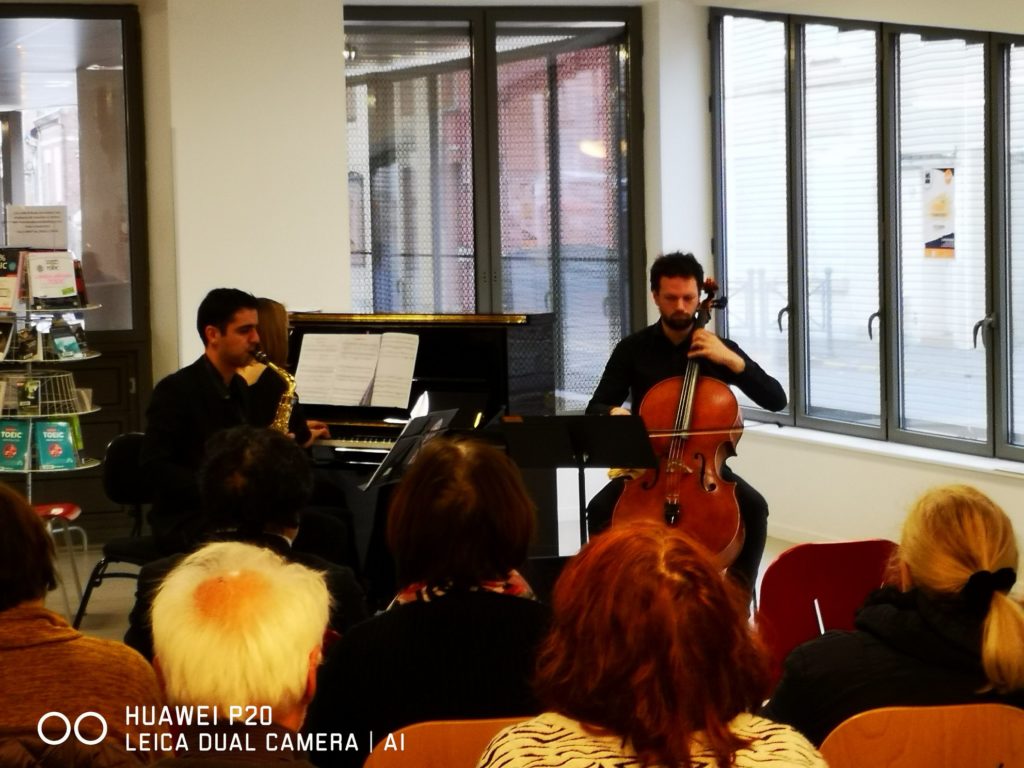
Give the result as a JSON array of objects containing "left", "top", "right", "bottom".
[{"left": 387, "top": 569, "right": 536, "bottom": 610}]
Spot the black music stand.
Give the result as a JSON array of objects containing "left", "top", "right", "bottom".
[
  {"left": 359, "top": 409, "right": 458, "bottom": 492},
  {"left": 491, "top": 415, "right": 656, "bottom": 546}
]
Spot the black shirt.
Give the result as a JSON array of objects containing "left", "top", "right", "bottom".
[
  {"left": 586, "top": 321, "right": 787, "bottom": 415},
  {"left": 141, "top": 356, "right": 253, "bottom": 548}
]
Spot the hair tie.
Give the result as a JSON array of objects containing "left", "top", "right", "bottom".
[{"left": 962, "top": 568, "right": 1017, "bottom": 612}]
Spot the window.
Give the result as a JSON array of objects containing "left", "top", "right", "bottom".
[
  {"left": 713, "top": 12, "right": 1022, "bottom": 458},
  {"left": 344, "top": 19, "right": 475, "bottom": 315},
  {"left": 344, "top": 9, "right": 643, "bottom": 411},
  {"left": 717, "top": 16, "right": 790, "bottom": 415},
  {"left": 1008, "top": 43, "right": 1024, "bottom": 448},
  {"left": 0, "top": 13, "right": 142, "bottom": 333},
  {"left": 803, "top": 24, "right": 881, "bottom": 427}
]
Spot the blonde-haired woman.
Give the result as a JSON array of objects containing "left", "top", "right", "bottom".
[{"left": 762, "top": 484, "right": 1024, "bottom": 744}]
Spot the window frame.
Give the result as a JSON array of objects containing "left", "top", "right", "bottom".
[
  {"left": 344, "top": 4, "right": 648, "bottom": 330},
  {"left": 711, "top": 8, "right": 1024, "bottom": 460}
]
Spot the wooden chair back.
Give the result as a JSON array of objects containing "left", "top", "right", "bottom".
[{"left": 819, "top": 703, "right": 1024, "bottom": 767}]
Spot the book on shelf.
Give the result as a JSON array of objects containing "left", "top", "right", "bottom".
[
  {"left": 0, "top": 419, "right": 29, "bottom": 470},
  {"left": 25, "top": 251, "right": 80, "bottom": 309},
  {"left": 68, "top": 414, "right": 84, "bottom": 452},
  {"left": 0, "top": 379, "right": 16, "bottom": 414},
  {"left": 16, "top": 378, "right": 40, "bottom": 415},
  {"left": 71, "top": 322, "right": 88, "bottom": 352},
  {"left": 13, "top": 325, "right": 39, "bottom": 361},
  {"left": 47, "top": 319, "right": 83, "bottom": 360},
  {"left": 75, "top": 388, "right": 93, "bottom": 412},
  {"left": 72, "top": 256, "right": 89, "bottom": 306},
  {"left": 0, "top": 249, "right": 23, "bottom": 311},
  {"left": 33, "top": 420, "right": 78, "bottom": 469},
  {"left": 0, "top": 318, "right": 15, "bottom": 361}
]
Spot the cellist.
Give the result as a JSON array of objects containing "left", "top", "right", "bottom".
[{"left": 586, "top": 252, "right": 787, "bottom": 601}]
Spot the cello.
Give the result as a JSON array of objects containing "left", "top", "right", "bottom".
[{"left": 611, "top": 278, "right": 744, "bottom": 566}]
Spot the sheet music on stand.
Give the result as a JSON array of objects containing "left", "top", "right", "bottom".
[
  {"left": 358, "top": 409, "right": 458, "bottom": 492},
  {"left": 294, "top": 332, "right": 418, "bottom": 408}
]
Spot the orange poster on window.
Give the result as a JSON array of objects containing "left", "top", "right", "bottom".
[{"left": 923, "top": 167, "right": 955, "bottom": 259}]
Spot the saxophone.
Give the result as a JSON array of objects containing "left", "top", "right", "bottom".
[{"left": 253, "top": 349, "right": 296, "bottom": 434}]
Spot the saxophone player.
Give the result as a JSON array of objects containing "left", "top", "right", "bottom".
[{"left": 140, "top": 288, "right": 341, "bottom": 560}]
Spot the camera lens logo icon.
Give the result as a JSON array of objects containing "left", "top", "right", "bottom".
[{"left": 37, "top": 712, "right": 108, "bottom": 746}]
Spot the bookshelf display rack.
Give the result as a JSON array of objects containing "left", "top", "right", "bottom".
[{"left": 0, "top": 305, "right": 102, "bottom": 503}]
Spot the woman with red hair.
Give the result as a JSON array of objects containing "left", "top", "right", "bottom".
[{"left": 479, "top": 521, "right": 824, "bottom": 768}]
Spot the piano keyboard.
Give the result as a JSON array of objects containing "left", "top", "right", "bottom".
[{"left": 318, "top": 436, "right": 395, "bottom": 452}]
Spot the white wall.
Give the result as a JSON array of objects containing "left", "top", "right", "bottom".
[
  {"left": 141, "top": 0, "right": 351, "bottom": 373},
  {"left": 642, "top": 0, "right": 712, "bottom": 270}
]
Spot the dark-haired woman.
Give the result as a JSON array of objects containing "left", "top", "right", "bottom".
[{"left": 305, "top": 437, "right": 550, "bottom": 768}]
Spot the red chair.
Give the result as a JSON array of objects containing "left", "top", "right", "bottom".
[
  {"left": 33, "top": 502, "right": 86, "bottom": 619},
  {"left": 756, "top": 539, "right": 897, "bottom": 686}
]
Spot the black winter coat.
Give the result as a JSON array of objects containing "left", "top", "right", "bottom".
[{"left": 761, "top": 586, "right": 1024, "bottom": 745}]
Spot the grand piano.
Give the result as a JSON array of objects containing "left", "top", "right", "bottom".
[{"left": 287, "top": 312, "right": 559, "bottom": 556}]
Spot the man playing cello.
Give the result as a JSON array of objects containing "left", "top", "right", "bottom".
[{"left": 586, "top": 252, "right": 786, "bottom": 600}]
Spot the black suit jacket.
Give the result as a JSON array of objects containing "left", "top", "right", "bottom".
[{"left": 141, "top": 356, "right": 251, "bottom": 548}]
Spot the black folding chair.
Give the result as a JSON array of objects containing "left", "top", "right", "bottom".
[{"left": 73, "top": 432, "right": 162, "bottom": 628}]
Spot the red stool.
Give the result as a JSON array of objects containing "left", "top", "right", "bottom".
[{"left": 33, "top": 503, "right": 86, "bottom": 619}]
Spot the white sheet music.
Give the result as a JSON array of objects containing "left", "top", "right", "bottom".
[
  {"left": 294, "top": 332, "right": 418, "bottom": 408},
  {"left": 370, "top": 333, "right": 419, "bottom": 408},
  {"left": 294, "top": 334, "right": 379, "bottom": 406}
]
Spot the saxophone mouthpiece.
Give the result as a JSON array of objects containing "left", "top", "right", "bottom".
[{"left": 252, "top": 348, "right": 269, "bottom": 364}]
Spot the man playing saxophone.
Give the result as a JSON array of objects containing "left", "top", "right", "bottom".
[{"left": 141, "top": 288, "right": 330, "bottom": 556}]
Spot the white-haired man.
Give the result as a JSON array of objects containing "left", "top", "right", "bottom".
[{"left": 151, "top": 541, "right": 331, "bottom": 766}]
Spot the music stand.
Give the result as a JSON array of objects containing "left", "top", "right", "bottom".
[
  {"left": 491, "top": 415, "right": 656, "bottom": 545},
  {"left": 359, "top": 409, "right": 458, "bottom": 492}
]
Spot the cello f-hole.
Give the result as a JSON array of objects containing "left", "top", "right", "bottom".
[{"left": 695, "top": 452, "right": 717, "bottom": 492}]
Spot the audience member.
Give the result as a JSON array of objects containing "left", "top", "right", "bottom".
[
  {"left": 304, "top": 436, "right": 550, "bottom": 768},
  {"left": 762, "top": 483, "right": 1024, "bottom": 745},
  {"left": 151, "top": 541, "right": 330, "bottom": 766},
  {"left": 0, "top": 483, "right": 162, "bottom": 765},
  {"left": 479, "top": 521, "right": 825, "bottom": 768},
  {"left": 125, "top": 425, "right": 367, "bottom": 660}
]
